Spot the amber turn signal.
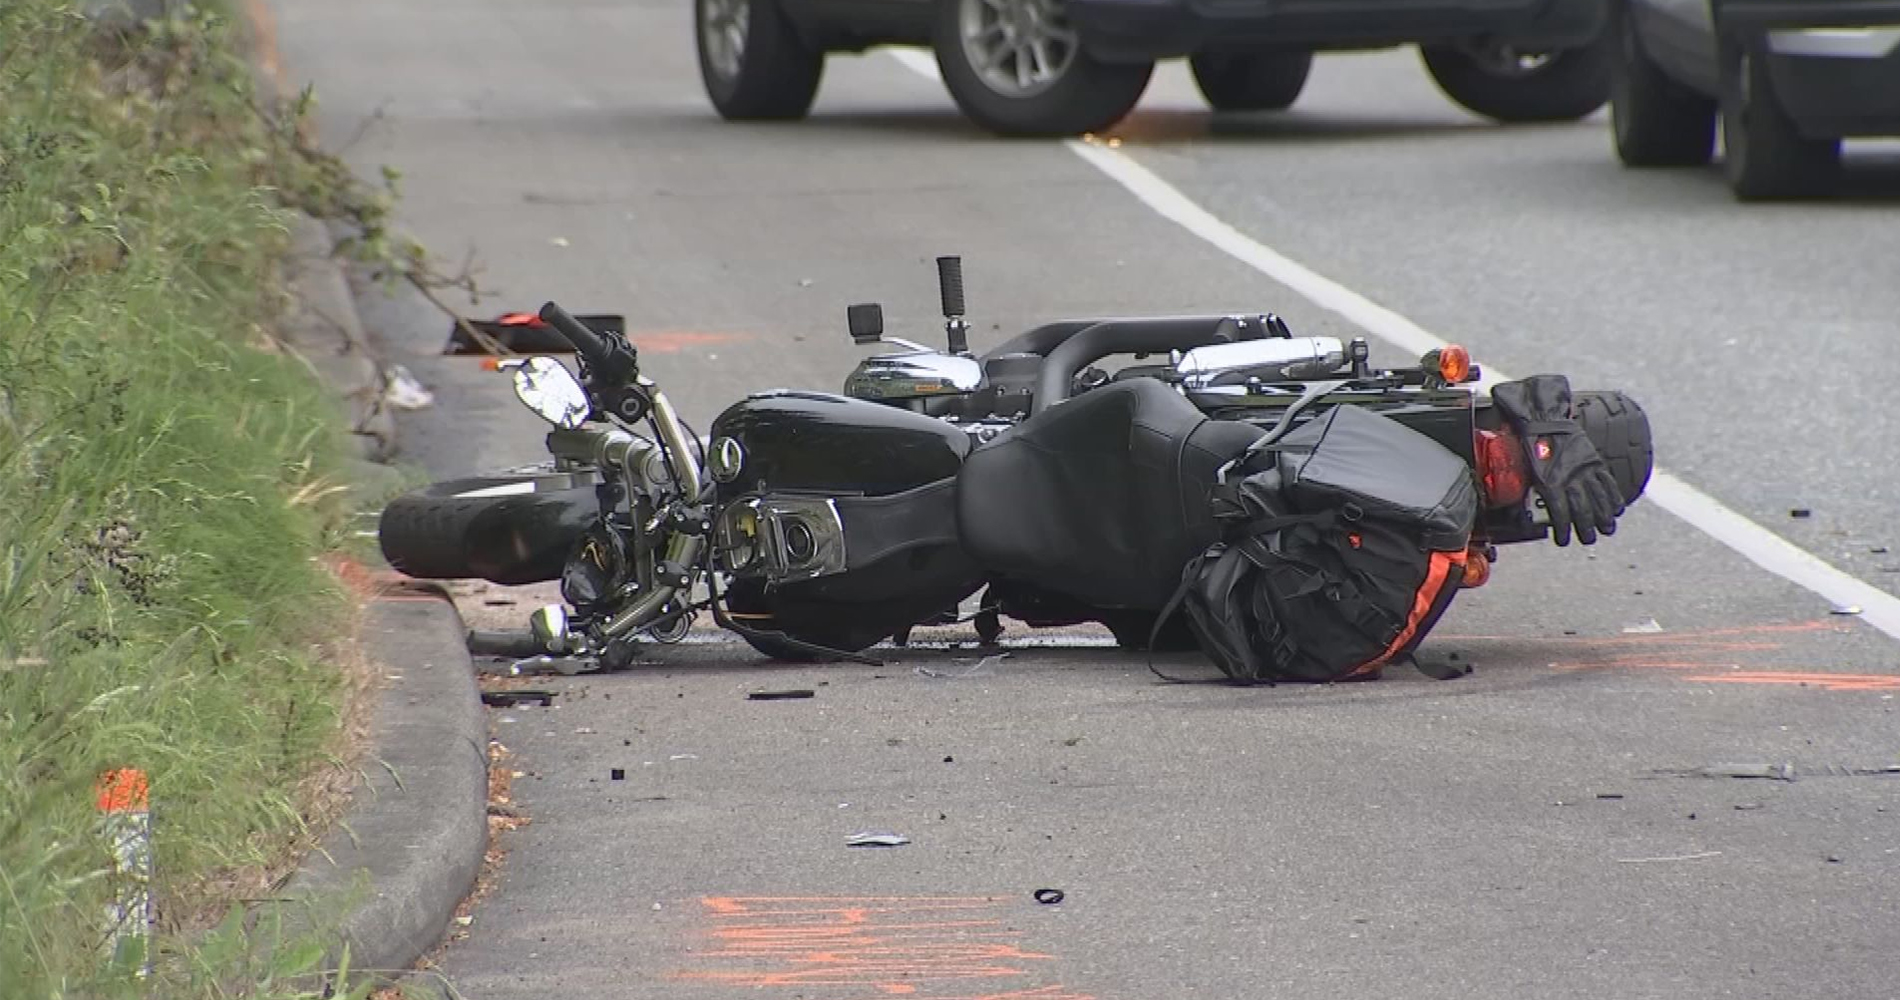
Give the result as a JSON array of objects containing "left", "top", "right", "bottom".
[{"left": 1437, "top": 344, "right": 1472, "bottom": 383}]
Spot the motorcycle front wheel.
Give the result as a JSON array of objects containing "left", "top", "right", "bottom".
[{"left": 377, "top": 465, "right": 601, "bottom": 585}]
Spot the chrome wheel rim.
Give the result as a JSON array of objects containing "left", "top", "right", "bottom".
[
  {"left": 701, "top": 0, "right": 750, "bottom": 80},
  {"left": 959, "top": 0, "right": 1078, "bottom": 98}
]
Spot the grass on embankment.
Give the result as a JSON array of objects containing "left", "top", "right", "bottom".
[{"left": 2, "top": 4, "right": 382, "bottom": 996}]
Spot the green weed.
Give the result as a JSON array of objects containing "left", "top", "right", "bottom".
[{"left": 1, "top": 3, "right": 385, "bottom": 996}]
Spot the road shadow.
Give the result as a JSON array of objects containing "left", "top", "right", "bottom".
[
  {"left": 1117, "top": 107, "right": 1525, "bottom": 146},
  {"left": 648, "top": 104, "right": 1512, "bottom": 149}
]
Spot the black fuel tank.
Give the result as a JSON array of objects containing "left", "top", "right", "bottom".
[{"left": 708, "top": 390, "right": 970, "bottom": 497}]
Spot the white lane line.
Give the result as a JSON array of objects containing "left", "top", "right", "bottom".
[{"left": 888, "top": 49, "right": 1900, "bottom": 641}]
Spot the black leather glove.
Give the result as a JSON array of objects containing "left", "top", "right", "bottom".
[{"left": 1491, "top": 374, "right": 1625, "bottom": 546}]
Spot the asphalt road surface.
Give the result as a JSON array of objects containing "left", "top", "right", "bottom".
[{"left": 267, "top": 2, "right": 1900, "bottom": 997}]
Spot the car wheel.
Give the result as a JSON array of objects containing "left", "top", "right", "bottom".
[
  {"left": 695, "top": 0, "right": 825, "bottom": 121},
  {"left": 1189, "top": 51, "right": 1313, "bottom": 111},
  {"left": 1718, "top": 38, "right": 1840, "bottom": 200},
  {"left": 1607, "top": 0, "right": 1716, "bottom": 166},
  {"left": 1420, "top": 33, "right": 1612, "bottom": 123},
  {"left": 933, "top": 0, "right": 1153, "bottom": 136}
]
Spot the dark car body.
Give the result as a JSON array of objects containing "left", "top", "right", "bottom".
[
  {"left": 1631, "top": 0, "right": 1900, "bottom": 135},
  {"left": 1609, "top": 0, "right": 1900, "bottom": 196},
  {"left": 795, "top": 0, "right": 1606, "bottom": 60}
]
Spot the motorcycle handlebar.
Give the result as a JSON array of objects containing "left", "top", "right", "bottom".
[
  {"left": 538, "top": 301, "right": 612, "bottom": 372},
  {"left": 1031, "top": 315, "right": 1255, "bottom": 414}
]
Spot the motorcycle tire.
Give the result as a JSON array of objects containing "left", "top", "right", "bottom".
[
  {"left": 1573, "top": 390, "right": 1653, "bottom": 506},
  {"left": 1104, "top": 609, "right": 1201, "bottom": 654},
  {"left": 378, "top": 471, "right": 600, "bottom": 585}
]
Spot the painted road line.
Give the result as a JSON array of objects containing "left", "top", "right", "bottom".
[{"left": 886, "top": 48, "right": 1900, "bottom": 642}]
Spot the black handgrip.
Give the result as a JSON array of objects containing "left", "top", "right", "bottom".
[
  {"left": 466, "top": 629, "right": 545, "bottom": 658},
  {"left": 538, "top": 301, "right": 611, "bottom": 370},
  {"left": 936, "top": 256, "right": 965, "bottom": 318}
]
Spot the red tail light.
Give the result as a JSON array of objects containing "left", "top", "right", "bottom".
[{"left": 1475, "top": 427, "right": 1530, "bottom": 508}]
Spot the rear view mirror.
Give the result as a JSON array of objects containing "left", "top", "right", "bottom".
[{"left": 506, "top": 356, "right": 591, "bottom": 429}]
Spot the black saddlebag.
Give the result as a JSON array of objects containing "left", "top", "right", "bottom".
[{"left": 1163, "top": 403, "right": 1479, "bottom": 683}]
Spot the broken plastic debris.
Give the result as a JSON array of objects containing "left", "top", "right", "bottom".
[
  {"left": 1790, "top": 508, "right": 1812, "bottom": 519},
  {"left": 1622, "top": 618, "right": 1664, "bottom": 634},
  {"left": 917, "top": 653, "right": 1011, "bottom": 679},
  {"left": 1831, "top": 604, "right": 1863, "bottom": 616},
  {"left": 1034, "top": 888, "right": 1065, "bottom": 905},
  {"left": 1617, "top": 851, "right": 1720, "bottom": 864},
  {"left": 846, "top": 832, "right": 910, "bottom": 847},
  {"left": 748, "top": 688, "right": 815, "bottom": 701},
  {"left": 1651, "top": 762, "right": 1797, "bottom": 781},
  {"left": 382, "top": 365, "right": 435, "bottom": 410}
]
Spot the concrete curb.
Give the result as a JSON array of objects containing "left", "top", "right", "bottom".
[
  {"left": 275, "top": 595, "right": 488, "bottom": 988},
  {"left": 227, "top": 2, "right": 490, "bottom": 987}
]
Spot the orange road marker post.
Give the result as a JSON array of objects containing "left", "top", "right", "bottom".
[{"left": 96, "top": 768, "right": 153, "bottom": 977}]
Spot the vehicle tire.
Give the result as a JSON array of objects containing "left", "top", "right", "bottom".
[
  {"left": 933, "top": 0, "right": 1153, "bottom": 136},
  {"left": 1420, "top": 34, "right": 1613, "bottom": 123},
  {"left": 378, "top": 470, "right": 601, "bottom": 585},
  {"left": 1573, "top": 390, "right": 1653, "bottom": 507},
  {"left": 1607, "top": 0, "right": 1716, "bottom": 166},
  {"left": 1189, "top": 51, "right": 1313, "bottom": 111},
  {"left": 695, "top": 0, "right": 825, "bottom": 121},
  {"left": 1718, "top": 38, "right": 1839, "bottom": 200},
  {"left": 1104, "top": 610, "right": 1202, "bottom": 653}
]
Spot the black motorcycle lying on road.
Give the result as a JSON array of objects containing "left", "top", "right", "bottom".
[{"left": 378, "top": 257, "right": 1653, "bottom": 680}]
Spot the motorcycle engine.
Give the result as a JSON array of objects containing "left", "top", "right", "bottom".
[{"left": 559, "top": 520, "right": 630, "bottom": 613}]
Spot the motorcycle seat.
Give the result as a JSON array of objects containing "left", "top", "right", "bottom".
[{"left": 956, "top": 378, "right": 1262, "bottom": 611}]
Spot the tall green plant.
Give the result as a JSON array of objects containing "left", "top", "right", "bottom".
[{"left": 0, "top": 4, "right": 376, "bottom": 995}]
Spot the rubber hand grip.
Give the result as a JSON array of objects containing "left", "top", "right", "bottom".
[
  {"left": 538, "top": 301, "right": 610, "bottom": 370},
  {"left": 936, "top": 256, "right": 965, "bottom": 318}
]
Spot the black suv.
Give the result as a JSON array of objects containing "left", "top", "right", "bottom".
[
  {"left": 696, "top": 0, "right": 1613, "bottom": 136},
  {"left": 1610, "top": 0, "right": 1900, "bottom": 199}
]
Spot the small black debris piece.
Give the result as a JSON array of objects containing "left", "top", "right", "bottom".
[
  {"left": 749, "top": 689, "right": 816, "bottom": 701},
  {"left": 1790, "top": 508, "right": 1812, "bottom": 519},
  {"left": 1034, "top": 889, "right": 1065, "bottom": 905},
  {"left": 481, "top": 690, "right": 554, "bottom": 707},
  {"left": 1597, "top": 793, "right": 1625, "bottom": 801},
  {"left": 610, "top": 768, "right": 626, "bottom": 781},
  {"left": 943, "top": 755, "right": 955, "bottom": 764}
]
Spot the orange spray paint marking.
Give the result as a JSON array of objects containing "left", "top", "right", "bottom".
[
  {"left": 674, "top": 896, "right": 1093, "bottom": 1000},
  {"left": 627, "top": 330, "right": 748, "bottom": 353},
  {"left": 1441, "top": 618, "right": 1896, "bottom": 692},
  {"left": 1689, "top": 671, "right": 1900, "bottom": 692}
]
